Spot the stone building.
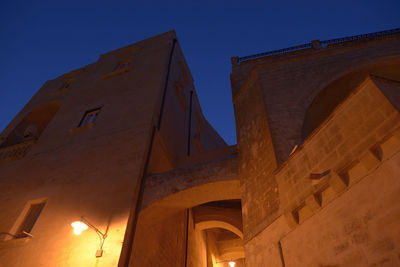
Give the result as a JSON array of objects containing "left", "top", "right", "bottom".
[{"left": 0, "top": 28, "right": 399, "bottom": 267}]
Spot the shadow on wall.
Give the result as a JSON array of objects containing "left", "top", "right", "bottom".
[
  {"left": 0, "top": 101, "right": 61, "bottom": 148},
  {"left": 302, "top": 60, "right": 400, "bottom": 141}
]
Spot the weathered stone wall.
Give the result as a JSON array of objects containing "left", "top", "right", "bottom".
[
  {"left": 232, "top": 35, "right": 400, "bottom": 164},
  {"left": 233, "top": 71, "right": 279, "bottom": 241},
  {"left": 130, "top": 149, "right": 239, "bottom": 267},
  {"left": 242, "top": 75, "right": 400, "bottom": 266},
  {"left": 0, "top": 31, "right": 175, "bottom": 267},
  {"left": 130, "top": 210, "right": 187, "bottom": 267},
  {"left": 275, "top": 77, "right": 400, "bottom": 221},
  {"left": 147, "top": 41, "right": 227, "bottom": 174},
  {"left": 282, "top": 152, "right": 400, "bottom": 266},
  {"left": 187, "top": 209, "right": 208, "bottom": 267}
]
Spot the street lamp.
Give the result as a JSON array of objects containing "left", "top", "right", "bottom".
[
  {"left": 71, "top": 216, "right": 107, "bottom": 257},
  {"left": 71, "top": 221, "right": 88, "bottom": 235}
]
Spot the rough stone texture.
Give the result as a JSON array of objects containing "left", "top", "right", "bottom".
[
  {"left": 234, "top": 71, "right": 279, "bottom": 242},
  {"left": 130, "top": 210, "right": 187, "bottom": 267},
  {"left": 0, "top": 31, "right": 228, "bottom": 267},
  {"left": 0, "top": 31, "right": 176, "bottom": 267},
  {"left": 187, "top": 209, "right": 208, "bottom": 267},
  {"left": 243, "top": 216, "right": 290, "bottom": 267},
  {"left": 233, "top": 35, "right": 400, "bottom": 164},
  {"left": 275, "top": 76, "right": 400, "bottom": 218},
  {"left": 130, "top": 153, "right": 240, "bottom": 267},
  {"left": 2, "top": 29, "right": 400, "bottom": 267},
  {"left": 282, "top": 150, "right": 400, "bottom": 267},
  {"left": 142, "top": 148, "right": 238, "bottom": 210},
  {"left": 244, "top": 145, "right": 400, "bottom": 267},
  {"left": 233, "top": 34, "right": 400, "bottom": 266}
]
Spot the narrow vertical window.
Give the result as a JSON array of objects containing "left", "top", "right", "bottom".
[
  {"left": 15, "top": 202, "right": 46, "bottom": 238},
  {"left": 5, "top": 198, "right": 48, "bottom": 240}
]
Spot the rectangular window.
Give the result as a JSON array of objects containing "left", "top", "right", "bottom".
[
  {"left": 79, "top": 108, "right": 101, "bottom": 127},
  {"left": 3, "top": 198, "right": 48, "bottom": 240},
  {"left": 15, "top": 202, "right": 46, "bottom": 238}
]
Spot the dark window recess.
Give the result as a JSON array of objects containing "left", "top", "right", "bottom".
[
  {"left": 15, "top": 202, "right": 45, "bottom": 238},
  {"left": 78, "top": 108, "right": 101, "bottom": 127},
  {"left": 114, "top": 61, "right": 130, "bottom": 71},
  {"left": 59, "top": 79, "right": 73, "bottom": 90}
]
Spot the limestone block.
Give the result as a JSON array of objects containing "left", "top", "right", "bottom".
[
  {"left": 360, "top": 149, "right": 381, "bottom": 171},
  {"left": 284, "top": 210, "right": 299, "bottom": 229},
  {"left": 381, "top": 132, "right": 400, "bottom": 159},
  {"left": 346, "top": 162, "right": 365, "bottom": 186},
  {"left": 393, "top": 128, "right": 400, "bottom": 141},
  {"left": 328, "top": 171, "right": 347, "bottom": 193},
  {"left": 305, "top": 194, "right": 321, "bottom": 212}
]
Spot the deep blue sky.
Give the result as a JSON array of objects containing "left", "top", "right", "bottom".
[{"left": 1, "top": 0, "right": 399, "bottom": 145}]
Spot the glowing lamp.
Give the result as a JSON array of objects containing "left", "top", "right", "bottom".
[
  {"left": 71, "top": 221, "right": 88, "bottom": 235},
  {"left": 228, "top": 262, "right": 236, "bottom": 267},
  {"left": 71, "top": 216, "right": 108, "bottom": 257}
]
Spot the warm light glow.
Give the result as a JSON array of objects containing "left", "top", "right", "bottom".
[
  {"left": 228, "top": 261, "right": 236, "bottom": 267},
  {"left": 71, "top": 221, "right": 88, "bottom": 235}
]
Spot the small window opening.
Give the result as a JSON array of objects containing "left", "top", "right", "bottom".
[
  {"left": 114, "top": 59, "right": 131, "bottom": 71},
  {"left": 59, "top": 79, "right": 73, "bottom": 90},
  {"left": 79, "top": 108, "right": 101, "bottom": 127},
  {"left": 15, "top": 201, "right": 46, "bottom": 238}
]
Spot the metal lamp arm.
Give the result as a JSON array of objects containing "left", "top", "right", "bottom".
[{"left": 80, "top": 216, "right": 107, "bottom": 239}]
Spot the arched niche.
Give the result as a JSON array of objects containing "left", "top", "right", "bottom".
[
  {"left": 1, "top": 101, "right": 61, "bottom": 148},
  {"left": 302, "top": 60, "right": 400, "bottom": 140}
]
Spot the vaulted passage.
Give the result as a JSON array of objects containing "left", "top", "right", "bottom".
[{"left": 128, "top": 149, "right": 244, "bottom": 267}]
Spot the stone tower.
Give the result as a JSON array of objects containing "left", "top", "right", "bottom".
[
  {"left": 0, "top": 31, "right": 231, "bottom": 266},
  {"left": 231, "top": 28, "right": 400, "bottom": 266}
]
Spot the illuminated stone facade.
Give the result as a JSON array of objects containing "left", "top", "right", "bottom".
[{"left": 0, "top": 29, "right": 400, "bottom": 267}]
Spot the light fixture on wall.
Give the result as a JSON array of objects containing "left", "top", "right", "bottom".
[
  {"left": 228, "top": 261, "right": 236, "bottom": 267},
  {"left": 71, "top": 216, "right": 108, "bottom": 257},
  {"left": 71, "top": 221, "right": 88, "bottom": 235}
]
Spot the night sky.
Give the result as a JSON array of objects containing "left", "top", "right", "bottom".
[{"left": 1, "top": 0, "right": 399, "bottom": 145}]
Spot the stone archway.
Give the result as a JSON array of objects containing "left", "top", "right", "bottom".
[
  {"left": 1, "top": 101, "right": 61, "bottom": 148},
  {"left": 128, "top": 153, "right": 243, "bottom": 267}
]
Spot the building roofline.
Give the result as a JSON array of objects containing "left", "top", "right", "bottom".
[{"left": 235, "top": 27, "right": 400, "bottom": 64}]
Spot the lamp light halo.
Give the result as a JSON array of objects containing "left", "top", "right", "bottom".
[
  {"left": 71, "top": 221, "right": 88, "bottom": 235},
  {"left": 228, "top": 261, "right": 236, "bottom": 267}
]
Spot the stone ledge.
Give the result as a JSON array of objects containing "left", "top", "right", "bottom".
[
  {"left": 282, "top": 130, "right": 399, "bottom": 229},
  {"left": 101, "top": 66, "right": 132, "bottom": 80},
  {"left": 276, "top": 77, "right": 400, "bottom": 229},
  {"left": 50, "top": 87, "right": 70, "bottom": 97},
  {"left": 69, "top": 123, "right": 95, "bottom": 134}
]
